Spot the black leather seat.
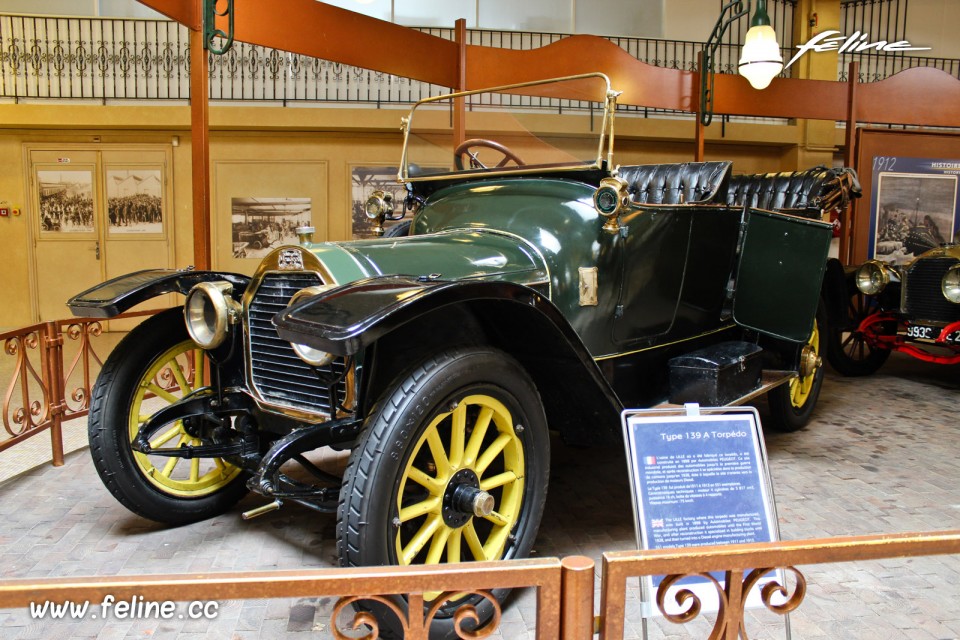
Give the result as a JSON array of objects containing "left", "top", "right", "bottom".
[
  {"left": 725, "top": 166, "right": 861, "bottom": 217},
  {"left": 618, "top": 161, "right": 732, "bottom": 205}
]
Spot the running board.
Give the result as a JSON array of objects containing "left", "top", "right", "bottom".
[{"left": 654, "top": 370, "right": 797, "bottom": 409}]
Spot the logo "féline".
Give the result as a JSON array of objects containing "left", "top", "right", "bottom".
[{"left": 785, "top": 30, "right": 931, "bottom": 69}]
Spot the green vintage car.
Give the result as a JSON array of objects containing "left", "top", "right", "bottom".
[{"left": 69, "top": 74, "right": 853, "bottom": 638}]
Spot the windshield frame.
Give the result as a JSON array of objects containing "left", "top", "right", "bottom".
[{"left": 397, "top": 73, "right": 618, "bottom": 183}]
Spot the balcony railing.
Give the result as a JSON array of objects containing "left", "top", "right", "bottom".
[{"left": 3, "top": 13, "right": 955, "bottom": 109}]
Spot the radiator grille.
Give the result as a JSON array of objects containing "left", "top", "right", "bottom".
[
  {"left": 247, "top": 272, "right": 347, "bottom": 416},
  {"left": 904, "top": 257, "right": 960, "bottom": 323}
]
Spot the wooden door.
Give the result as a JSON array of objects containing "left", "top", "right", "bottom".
[
  {"left": 29, "top": 146, "right": 175, "bottom": 324},
  {"left": 31, "top": 150, "right": 103, "bottom": 321}
]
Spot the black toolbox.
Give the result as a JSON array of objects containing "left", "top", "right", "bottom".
[{"left": 668, "top": 341, "right": 763, "bottom": 406}]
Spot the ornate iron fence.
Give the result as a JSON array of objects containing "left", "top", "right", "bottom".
[
  {"left": 599, "top": 530, "right": 960, "bottom": 638},
  {"left": 0, "top": 311, "right": 154, "bottom": 467},
  {"left": 0, "top": 531, "right": 957, "bottom": 638}
]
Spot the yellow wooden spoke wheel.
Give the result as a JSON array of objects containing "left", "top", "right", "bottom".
[
  {"left": 766, "top": 306, "right": 826, "bottom": 432},
  {"left": 337, "top": 347, "right": 549, "bottom": 640},
  {"left": 395, "top": 394, "right": 525, "bottom": 567},
  {"left": 130, "top": 340, "right": 243, "bottom": 497},
  {"left": 88, "top": 308, "right": 249, "bottom": 525},
  {"left": 788, "top": 319, "right": 820, "bottom": 409}
]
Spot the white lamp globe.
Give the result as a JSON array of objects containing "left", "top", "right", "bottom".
[{"left": 738, "top": 24, "right": 784, "bottom": 89}]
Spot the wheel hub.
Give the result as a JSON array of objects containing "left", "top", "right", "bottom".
[
  {"left": 181, "top": 415, "right": 203, "bottom": 438},
  {"left": 799, "top": 344, "right": 821, "bottom": 378},
  {"left": 442, "top": 468, "right": 493, "bottom": 528}
]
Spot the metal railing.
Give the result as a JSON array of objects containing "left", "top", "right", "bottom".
[
  {"left": 0, "top": 531, "right": 957, "bottom": 638},
  {"left": 4, "top": 13, "right": 955, "bottom": 109},
  {"left": 0, "top": 311, "right": 153, "bottom": 466}
]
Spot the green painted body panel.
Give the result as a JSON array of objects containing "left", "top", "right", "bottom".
[
  {"left": 411, "top": 178, "right": 622, "bottom": 355},
  {"left": 305, "top": 229, "right": 549, "bottom": 288},
  {"left": 733, "top": 210, "right": 833, "bottom": 342},
  {"left": 302, "top": 176, "right": 831, "bottom": 362}
]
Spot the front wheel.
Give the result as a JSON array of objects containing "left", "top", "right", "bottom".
[
  {"left": 88, "top": 307, "right": 248, "bottom": 525},
  {"left": 825, "top": 289, "right": 891, "bottom": 376},
  {"left": 337, "top": 347, "right": 549, "bottom": 639},
  {"left": 766, "top": 306, "right": 826, "bottom": 432}
]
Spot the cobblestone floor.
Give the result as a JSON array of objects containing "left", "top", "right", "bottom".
[{"left": 0, "top": 353, "right": 958, "bottom": 639}]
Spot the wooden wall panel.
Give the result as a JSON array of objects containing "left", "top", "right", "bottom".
[
  {"left": 465, "top": 36, "right": 697, "bottom": 112},
  {"left": 856, "top": 68, "right": 960, "bottom": 128}
]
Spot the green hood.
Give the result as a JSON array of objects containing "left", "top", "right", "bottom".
[{"left": 307, "top": 229, "right": 549, "bottom": 289}]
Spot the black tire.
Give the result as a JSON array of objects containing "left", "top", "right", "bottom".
[
  {"left": 825, "top": 290, "right": 891, "bottom": 376},
  {"left": 766, "top": 306, "right": 826, "bottom": 432},
  {"left": 383, "top": 219, "right": 412, "bottom": 238},
  {"left": 88, "top": 307, "right": 248, "bottom": 525},
  {"left": 337, "top": 347, "right": 549, "bottom": 640}
]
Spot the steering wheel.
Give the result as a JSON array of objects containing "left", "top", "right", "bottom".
[{"left": 454, "top": 139, "right": 525, "bottom": 170}]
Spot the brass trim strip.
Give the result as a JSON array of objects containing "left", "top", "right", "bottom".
[{"left": 594, "top": 324, "right": 736, "bottom": 361}]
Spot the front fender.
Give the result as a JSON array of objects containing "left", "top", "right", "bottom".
[
  {"left": 68, "top": 269, "right": 250, "bottom": 318},
  {"left": 274, "top": 276, "right": 624, "bottom": 445},
  {"left": 274, "top": 276, "right": 552, "bottom": 356}
]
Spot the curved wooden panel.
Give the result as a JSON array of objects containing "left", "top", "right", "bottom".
[
  {"left": 857, "top": 67, "right": 960, "bottom": 128},
  {"left": 137, "top": 0, "right": 200, "bottom": 29},
  {"left": 712, "top": 75, "right": 848, "bottom": 121},
  {"left": 224, "top": 0, "right": 459, "bottom": 87},
  {"left": 465, "top": 35, "right": 697, "bottom": 112}
]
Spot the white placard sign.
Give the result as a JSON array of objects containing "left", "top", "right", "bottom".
[{"left": 621, "top": 405, "right": 788, "bottom": 623}]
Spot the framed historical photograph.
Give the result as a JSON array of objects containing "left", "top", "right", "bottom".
[
  {"left": 350, "top": 165, "right": 407, "bottom": 239},
  {"left": 106, "top": 168, "right": 164, "bottom": 234},
  {"left": 871, "top": 166, "right": 958, "bottom": 265},
  {"left": 37, "top": 169, "right": 95, "bottom": 234},
  {"left": 231, "top": 197, "right": 312, "bottom": 259},
  {"left": 856, "top": 130, "right": 960, "bottom": 264}
]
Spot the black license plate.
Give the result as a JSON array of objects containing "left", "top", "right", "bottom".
[{"left": 905, "top": 323, "right": 959, "bottom": 343}]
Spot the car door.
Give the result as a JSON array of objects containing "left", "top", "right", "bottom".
[{"left": 611, "top": 205, "right": 693, "bottom": 346}]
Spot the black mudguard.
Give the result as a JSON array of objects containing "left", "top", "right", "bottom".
[
  {"left": 275, "top": 276, "right": 566, "bottom": 356},
  {"left": 68, "top": 269, "right": 250, "bottom": 318},
  {"left": 820, "top": 258, "right": 854, "bottom": 327},
  {"left": 274, "top": 275, "right": 624, "bottom": 446}
]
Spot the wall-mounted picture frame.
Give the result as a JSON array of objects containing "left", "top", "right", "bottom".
[
  {"left": 231, "top": 197, "right": 312, "bottom": 259},
  {"left": 855, "top": 130, "right": 960, "bottom": 264},
  {"left": 870, "top": 160, "right": 959, "bottom": 265},
  {"left": 106, "top": 167, "right": 164, "bottom": 235},
  {"left": 37, "top": 169, "right": 95, "bottom": 234}
]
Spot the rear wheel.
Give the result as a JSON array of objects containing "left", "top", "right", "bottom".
[
  {"left": 88, "top": 307, "right": 248, "bottom": 525},
  {"left": 337, "top": 347, "right": 549, "bottom": 639},
  {"left": 766, "top": 307, "right": 825, "bottom": 432},
  {"left": 825, "top": 290, "right": 891, "bottom": 376}
]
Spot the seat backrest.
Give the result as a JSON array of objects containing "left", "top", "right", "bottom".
[
  {"left": 725, "top": 166, "right": 861, "bottom": 216},
  {"left": 618, "top": 161, "right": 733, "bottom": 205}
]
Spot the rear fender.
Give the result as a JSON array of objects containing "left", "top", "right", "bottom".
[
  {"left": 274, "top": 276, "right": 624, "bottom": 446},
  {"left": 68, "top": 269, "right": 250, "bottom": 318},
  {"left": 820, "top": 258, "right": 853, "bottom": 327}
]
